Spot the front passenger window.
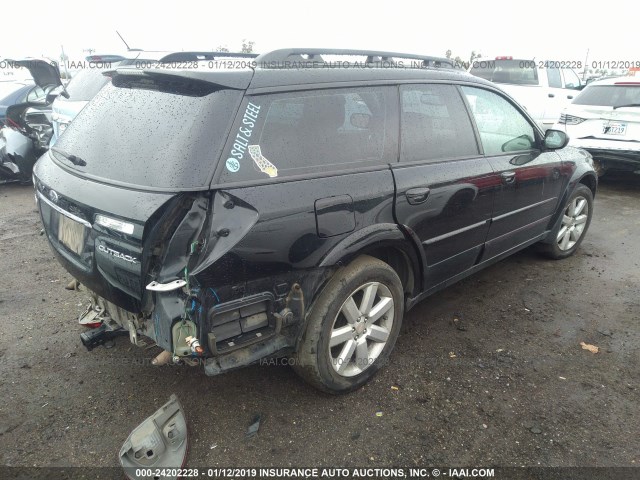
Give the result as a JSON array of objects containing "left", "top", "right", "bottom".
[{"left": 462, "top": 86, "right": 536, "bottom": 155}]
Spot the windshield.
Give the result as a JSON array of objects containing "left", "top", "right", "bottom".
[
  {"left": 573, "top": 84, "right": 640, "bottom": 107},
  {"left": 51, "top": 78, "right": 243, "bottom": 190},
  {"left": 470, "top": 59, "right": 539, "bottom": 85}
]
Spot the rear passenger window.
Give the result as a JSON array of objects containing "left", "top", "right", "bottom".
[
  {"left": 219, "top": 87, "right": 395, "bottom": 182},
  {"left": 547, "top": 68, "right": 562, "bottom": 88},
  {"left": 400, "top": 84, "right": 479, "bottom": 162},
  {"left": 462, "top": 86, "right": 536, "bottom": 155}
]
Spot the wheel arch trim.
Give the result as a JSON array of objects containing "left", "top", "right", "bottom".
[
  {"left": 542, "top": 175, "right": 596, "bottom": 244},
  {"left": 317, "top": 223, "right": 424, "bottom": 297}
]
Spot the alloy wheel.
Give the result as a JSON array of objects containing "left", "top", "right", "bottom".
[
  {"left": 328, "top": 282, "right": 394, "bottom": 377},
  {"left": 557, "top": 195, "right": 589, "bottom": 251}
]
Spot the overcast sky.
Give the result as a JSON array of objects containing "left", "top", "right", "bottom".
[{"left": 1, "top": 0, "right": 637, "bottom": 67}]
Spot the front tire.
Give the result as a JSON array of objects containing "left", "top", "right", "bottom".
[
  {"left": 292, "top": 255, "right": 404, "bottom": 394},
  {"left": 541, "top": 184, "right": 593, "bottom": 259}
]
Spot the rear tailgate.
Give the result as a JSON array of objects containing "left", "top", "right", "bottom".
[
  {"left": 32, "top": 68, "right": 252, "bottom": 311},
  {"left": 34, "top": 153, "right": 175, "bottom": 311}
]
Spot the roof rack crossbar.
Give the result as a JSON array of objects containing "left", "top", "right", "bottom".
[{"left": 254, "top": 48, "right": 456, "bottom": 68}]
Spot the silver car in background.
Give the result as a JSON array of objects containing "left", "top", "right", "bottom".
[
  {"left": 50, "top": 66, "right": 113, "bottom": 144},
  {"left": 50, "top": 51, "right": 180, "bottom": 145}
]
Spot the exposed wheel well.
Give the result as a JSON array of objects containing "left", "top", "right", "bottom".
[{"left": 361, "top": 247, "right": 415, "bottom": 296}]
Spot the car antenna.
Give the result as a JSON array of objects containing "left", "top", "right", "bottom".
[
  {"left": 58, "top": 45, "right": 70, "bottom": 99},
  {"left": 116, "top": 30, "right": 139, "bottom": 52}
]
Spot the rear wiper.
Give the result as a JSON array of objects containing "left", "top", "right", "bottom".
[
  {"left": 613, "top": 103, "right": 640, "bottom": 110},
  {"left": 51, "top": 147, "right": 87, "bottom": 166}
]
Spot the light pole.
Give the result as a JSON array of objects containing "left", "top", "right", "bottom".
[{"left": 582, "top": 48, "right": 589, "bottom": 81}]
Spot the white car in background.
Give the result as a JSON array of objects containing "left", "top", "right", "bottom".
[
  {"left": 469, "top": 56, "right": 583, "bottom": 131},
  {"left": 554, "top": 77, "right": 640, "bottom": 175}
]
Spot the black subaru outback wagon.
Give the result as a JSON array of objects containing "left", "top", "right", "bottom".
[{"left": 33, "top": 49, "right": 597, "bottom": 394}]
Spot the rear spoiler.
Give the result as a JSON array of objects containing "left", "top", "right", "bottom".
[
  {"left": 103, "top": 67, "right": 254, "bottom": 91},
  {"left": 85, "top": 55, "right": 127, "bottom": 63},
  {"left": 158, "top": 51, "right": 258, "bottom": 62}
]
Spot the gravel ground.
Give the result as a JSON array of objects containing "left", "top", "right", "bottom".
[{"left": 0, "top": 174, "right": 638, "bottom": 470}]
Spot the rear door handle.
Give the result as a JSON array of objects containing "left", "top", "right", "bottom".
[
  {"left": 548, "top": 93, "right": 555, "bottom": 98},
  {"left": 567, "top": 95, "right": 574, "bottom": 99},
  {"left": 501, "top": 171, "right": 516, "bottom": 184},
  {"left": 405, "top": 187, "right": 431, "bottom": 205}
]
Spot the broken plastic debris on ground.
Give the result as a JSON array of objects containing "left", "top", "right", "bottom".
[{"left": 246, "top": 414, "right": 262, "bottom": 438}]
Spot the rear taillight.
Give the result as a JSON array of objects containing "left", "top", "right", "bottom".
[
  {"left": 559, "top": 113, "right": 586, "bottom": 125},
  {"left": 95, "top": 214, "right": 135, "bottom": 235},
  {"left": 495, "top": 56, "right": 513, "bottom": 60}
]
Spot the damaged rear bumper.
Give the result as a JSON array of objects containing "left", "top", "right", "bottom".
[{"left": 78, "top": 280, "right": 307, "bottom": 375}]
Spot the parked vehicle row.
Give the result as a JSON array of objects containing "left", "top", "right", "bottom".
[
  {"left": 0, "top": 59, "right": 60, "bottom": 184},
  {"left": 0, "top": 81, "right": 39, "bottom": 127},
  {"left": 0, "top": 51, "right": 260, "bottom": 184},
  {"left": 469, "top": 56, "right": 584, "bottom": 131},
  {"left": 469, "top": 57, "right": 639, "bottom": 176},
  {"left": 33, "top": 48, "right": 597, "bottom": 396},
  {"left": 554, "top": 77, "right": 640, "bottom": 175}
]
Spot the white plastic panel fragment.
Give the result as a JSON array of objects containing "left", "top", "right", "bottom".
[{"left": 120, "top": 394, "right": 188, "bottom": 480}]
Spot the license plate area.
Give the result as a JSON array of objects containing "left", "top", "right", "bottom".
[
  {"left": 57, "top": 214, "right": 86, "bottom": 255},
  {"left": 602, "top": 122, "right": 627, "bottom": 136}
]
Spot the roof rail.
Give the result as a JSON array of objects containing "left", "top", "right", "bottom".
[
  {"left": 254, "top": 48, "right": 457, "bottom": 69},
  {"left": 159, "top": 51, "right": 258, "bottom": 63}
]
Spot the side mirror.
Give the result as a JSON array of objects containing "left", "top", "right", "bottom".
[{"left": 544, "top": 129, "right": 569, "bottom": 150}]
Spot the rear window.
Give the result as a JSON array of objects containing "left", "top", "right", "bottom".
[
  {"left": 573, "top": 84, "right": 640, "bottom": 107},
  {"left": 470, "top": 59, "right": 539, "bottom": 86},
  {"left": 63, "top": 70, "right": 112, "bottom": 101},
  {"left": 51, "top": 78, "right": 243, "bottom": 190}
]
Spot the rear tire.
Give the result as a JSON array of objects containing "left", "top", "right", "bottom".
[
  {"left": 292, "top": 255, "right": 404, "bottom": 394},
  {"left": 540, "top": 185, "right": 593, "bottom": 260}
]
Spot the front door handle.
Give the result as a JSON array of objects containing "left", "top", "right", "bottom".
[
  {"left": 406, "top": 187, "right": 431, "bottom": 205},
  {"left": 568, "top": 95, "right": 574, "bottom": 99},
  {"left": 501, "top": 171, "right": 516, "bottom": 184},
  {"left": 548, "top": 93, "right": 555, "bottom": 98}
]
